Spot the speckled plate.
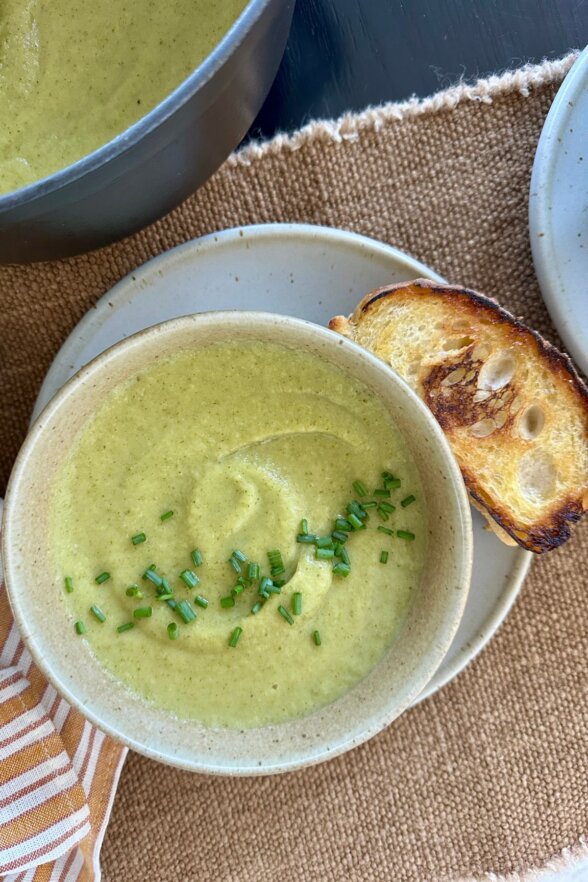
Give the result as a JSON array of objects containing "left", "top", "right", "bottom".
[
  {"left": 530, "top": 46, "right": 588, "bottom": 376},
  {"left": 33, "top": 223, "right": 531, "bottom": 703}
]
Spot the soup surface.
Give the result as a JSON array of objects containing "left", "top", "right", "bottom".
[
  {"left": 50, "top": 341, "right": 426, "bottom": 727},
  {"left": 0, "top": 0, "right": 247, "bottom": 193}
]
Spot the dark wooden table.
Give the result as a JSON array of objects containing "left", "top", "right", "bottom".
[{"left": 249, "top": 0, "right": 588, "bottom": 140}]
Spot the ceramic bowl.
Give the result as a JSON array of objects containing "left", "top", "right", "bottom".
[
  {"left": 2, "top": 311, "right": 473, "bottom": 774},
  {"left": 0, "top": 0, "right": 294, "bottom": 263}
]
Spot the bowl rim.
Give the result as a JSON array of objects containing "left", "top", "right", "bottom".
[
  {"left": 2, "top": 310, "right": 473, "bottom": 774},
  {"left": 0, "top": 0, "right": 273, "bottom": 210}
]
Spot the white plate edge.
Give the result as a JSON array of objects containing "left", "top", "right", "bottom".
[{"left": 529, "top": 45, "right": 588, "bottom": 376}]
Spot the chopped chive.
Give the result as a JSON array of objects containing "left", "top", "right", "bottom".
[
  {"left": 380, "top": 550, "right": 389, "bottom": 564},
  {"left": 160, "top": 510, "right": 174, "bottom": 521},
  {"left": 194, "top": 595, "right": 209, "bottom": 609},
  {"left": 133, "top": 606, "right": 153, "bottom": 619},
  {"left": 352, "top": 480, "right": 368, "bottom": 497},
  {"left": 333, "top": 542, "right": 343, "bottom": 556},
  {"left": 273, "top": 579, "right": 286, "bottom": 588},
  {"left": 117, "top": 622, "right": 134, "bottom": 633},
  {"left": 377, "top": 507, "right": 390, "bottom": 521},
  {"left": 378, "top": 526, "right": 393, "bottom": 535},
  {"left": 90, "top": 605, "right": 106, "bottom": 622},
  {"left": 316, "top": 536, "right": 333, "bottom": 549},
  {"left": 382, "top": 471, "right": 394, "bottom": 480},
  {"left": 131, "top": 532, "right": 146, "bottom": 545},
  {"left": 64, "top": 576, "right": 74, "bottom": 594},
  {"left": 348, "top": 500, "right": 367, "bottom": 518},
  {"left": 233, "top": 549, "right": 247, "bottom": 563},
  {"left": 339, "top": 547, "right": 350, "bottom": 566},
  {"left": 95, "top": 572, "right": 110, "bottom": 585},
  {"left": 332, "top": 530, "right": 348, "bottom": 543},
  {"left": 401, "top": 495, "right": 416, "bottom": 508},
  {"left": 220, "top": 596, "right": 235, "bottom": 608},
  {"left": 126, "top": 585, "right": 144, "bottom": 598},
  {"left": 292, "top": 593, "right": 302, "bottom": 615},
  {"left": 259, "top": 576, "right": 273, "bottom": 593},
  {"left": 74, "top": 621, "right": 86, "bottom": 635},
  {"left": 145, "top": 568, "right": 163, "bottom": 588},
  {"left": 374, "top": 489, "right": 391, "bottom": 498},
  {"left": 166, "top": 599, "right": 177, "bottom": 610},
  {"left": 316, "top": 548, "right": 335, "bottom": 560},
  {"left": 297, "top": 533, "right": 317, "bottom": 544},
  {"left": 158, "top": 577, "right": 172, "bottom": 594},
  {"left": 251, "top": 601, "right": 263, "bottom": 615},
  {"left": 229, "top": 556, "right": 241, "bottom": 574},
  {"left": 167, "top": 622, "right": 179, "bottom": 640},
  {"left": 157, "top": 593, "right": 174, "bottom": 601},
  {"left": 333, "top": 562, "right": 351, "bottom": 577},
  {"left": 191, "top": 549, "right": 203, "bottom": 567},
  {"left": 385, "top": 477, "right": 401, "bottom": 490},
  {"left": 247, "top": 562, "right": 260, "bottom": 580},
  {"left": 362, "top": 501, "right": 377, "bottom": 509},
  {"left": 379, "top": 502, "right": 396, "bottom": 513},
  {"left": 313, "top": 629, "right": 321, "bottom": 646},
  {"left": 278, "top": 605, "right": 294, "bottom": 625},
  {"left": 229, "top": 626, "right": 242, "bottom": 648},
  {"left": 267, "top": 550, "right": 285, "bottom": 575},
  {"left": 397, "top": 530, "right": 416, "bottom": 541},
  {"left": 232, "top": 583, "right": 245, "bottom": 597},
  {"left": 348, "top": 513, "right": 363, "bottom": 530},
  {"left": 180, "top": 569, "right": 199, "bottom": 589},
  {"left": 335, "top": 517, "right": 353, "bottom": 531},
  {"left": 266, "top": 584, "right": 281, "bottom": 595},
  {"left": 176, "top": 600, "right": 197, "bottom": 623},
  {"left": 142, "top": 564, "right": 156, "bottom": 579},
  {"left": 300, "top": 518, "right": 309, "bottom": 535}
]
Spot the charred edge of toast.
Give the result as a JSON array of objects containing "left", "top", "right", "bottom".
[
  {"left": 358, "top": 278, "right": 588, "bottom": 403},
  {"left": 462, "top": 469, "right": 584, "bottom": 553},
  {"left": 420, "top": 354, "right": 585, "bottom": 551},
  {"left": 351, "top": 279, "right": 588, "bottom": 552}
]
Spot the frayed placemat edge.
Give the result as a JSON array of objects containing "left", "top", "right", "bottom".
[
  {"left": 231, "top": 51, "right": 578, "bottom": 167},
  {"left": 454, "top": 837, "right": 588, "bottom": 882}
]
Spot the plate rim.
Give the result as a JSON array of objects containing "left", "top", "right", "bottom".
[
  {"left": 33, "top": 222, "right": 531, "bottom": 706},
  {"left": 34, "top": 223, "right": 447, "bottom": 418},
  {"left": 529, "top": 45, "right": 588, "bottom": 376}
]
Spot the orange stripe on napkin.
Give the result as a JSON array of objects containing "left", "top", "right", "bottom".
[
  {"left": 0, "top": 664, "right": 90, "bottom": 874},
  {"left": 0, "top": 500, "right": 127, "bottom": 881}
]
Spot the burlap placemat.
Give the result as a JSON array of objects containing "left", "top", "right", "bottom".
[{"left": 1, "top": 53, "right": 586, "bottom": 882}]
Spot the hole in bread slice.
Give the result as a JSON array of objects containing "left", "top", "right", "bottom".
[
  {"left": 470, "top": 418, "right": 496, "bottom": 438},
  {"left": 519, "top": 404, "right": 545, "bottom": 440},
  {"left": 478, "top": 352, "right": 516, "bottom": 391},
  {"left": 519, "top": 449, "right": 557, "bottom": 501},
  {"left": 443, "top": 335, "right": 474, "bottom": 351}
]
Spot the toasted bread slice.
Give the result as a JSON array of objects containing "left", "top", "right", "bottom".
[{"left": 329, "top": 279, "right": 588, "bottom": 552}]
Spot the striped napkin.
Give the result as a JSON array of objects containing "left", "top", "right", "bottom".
[{"left": 0, "top": 502, "right": 126, "bottom": 881}]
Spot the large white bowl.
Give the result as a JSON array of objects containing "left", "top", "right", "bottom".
[{"left": 2, "top": 311, "right": 472, "bottom": 774}]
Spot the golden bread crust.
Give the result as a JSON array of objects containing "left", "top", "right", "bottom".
[{"left": 329, "top": 279, "right": 588, "bottom": 552}]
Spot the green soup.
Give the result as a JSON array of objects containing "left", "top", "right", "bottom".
[
  {"left": 50, "top": 342, "right": 426, "bottom": 728},
  {"left": 0, "top": 0, "right": 247, "bottom": 194}
]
